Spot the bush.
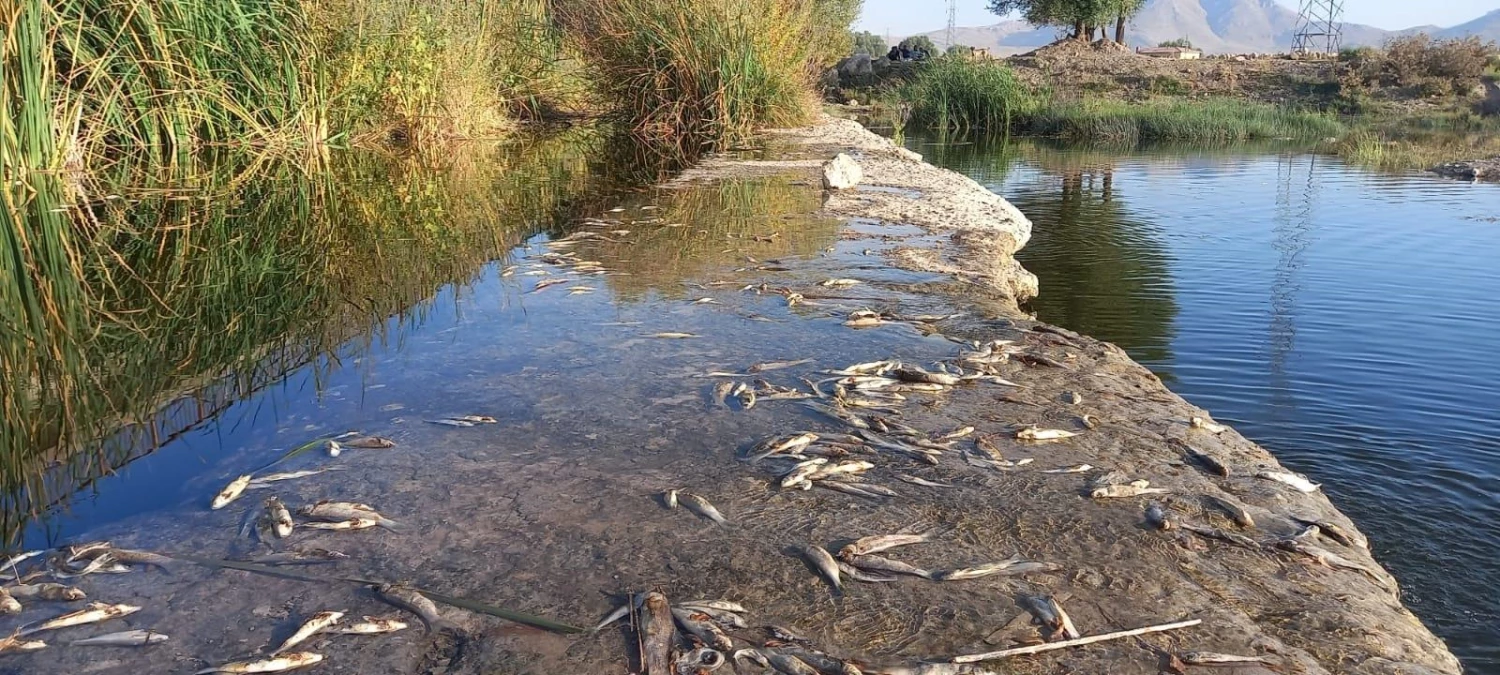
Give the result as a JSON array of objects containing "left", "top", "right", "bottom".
[
  {"left": 899, "top": 57, "right": 1036, "bottom": 130},
  {"left": 1159, "top": 38, "right": 1193, "bottom": 49},
  {"left": 1148, "top": 75, "right": 1189, "bottom": 96},
  {"left": 1351, "top": 35, "right": 1497, "bottom": 94}
]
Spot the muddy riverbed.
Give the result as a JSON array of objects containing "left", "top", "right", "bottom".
[{"left": 1, "top": 119, "right": 1457, "bottom": 674}]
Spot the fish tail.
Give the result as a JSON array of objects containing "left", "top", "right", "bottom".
[{"left": 377, "top": 519, "right": 403, "bottom": 533}]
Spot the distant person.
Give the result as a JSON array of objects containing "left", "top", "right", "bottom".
[
  {"left": 887, "top": 46, "right": 901, "bottom": 61},
  {"left": 900, "top": 46, "right": 912, "bottom": 60}
]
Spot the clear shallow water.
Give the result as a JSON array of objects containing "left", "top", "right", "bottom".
[{"left": 916, "top": 137, "right": 1500, "bottom": 671}]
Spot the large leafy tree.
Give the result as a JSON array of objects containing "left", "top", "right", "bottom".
[
  {"left": 899, "top": 35, "right": 938, "bottom": 55},
  {"left": 987, "top": 0, "right": 1128, "bottom": 42},
  {"left": 852, "top": 31, "right": 887, "bottom": 56},
  {"left": 1111, "top": 0, "right": 1147, "bottom": 44}
]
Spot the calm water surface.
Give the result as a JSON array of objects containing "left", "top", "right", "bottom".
[{"left": 916, "top": 136, "right": 1500, "bottom": 671}]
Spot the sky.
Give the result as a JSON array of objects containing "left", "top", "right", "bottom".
[{"left": 853, "top": 0, "right": 1500, "bottom": 37}]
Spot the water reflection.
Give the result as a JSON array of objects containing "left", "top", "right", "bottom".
[
  {"left": 919, "top": 137, "right": 1179, "bottom": 370},
  {"left": 916, "top": 135, "right": 1500, "bottom": 671},
  {"left": 0, "top": 129, "right": 664, "bottom": 547}
]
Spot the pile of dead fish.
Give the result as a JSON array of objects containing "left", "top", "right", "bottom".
[
  {"left": 0, "top": 543, "right": 168, "bottom": 654},
  {"left": 793, "top": 533, "right": 1060, "bottom": 590}
]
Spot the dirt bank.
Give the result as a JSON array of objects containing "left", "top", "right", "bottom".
[{"left": 0, "top": 117, "right": 1458, "bottom": 675}]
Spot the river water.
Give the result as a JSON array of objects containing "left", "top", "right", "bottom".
[{"left": 915, "top": 136, "right": 1500, "bottom": 672}]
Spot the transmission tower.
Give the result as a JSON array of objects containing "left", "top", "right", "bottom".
[
  {"left": 1292, "top": 0, "right": 1344, "bottom": 57},
  {"left": 946, "top": 0, "right": 957, "bottom": 50}
]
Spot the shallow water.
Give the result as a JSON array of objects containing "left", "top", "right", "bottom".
[{"left": 915, "top": 136, "right": 1500, "bottom": 671}]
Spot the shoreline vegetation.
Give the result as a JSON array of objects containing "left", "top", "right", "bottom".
[
  {"left": 844, "top": 35, "right": 1500, "bottom": 169},
  {"left": 0, "top": 0, "right": 857, "bottom": 540}
]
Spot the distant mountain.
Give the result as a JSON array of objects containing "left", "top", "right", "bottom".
[
  {"left": 1438, "top": 9, "right": 1500, "bottom": 41},
  {"left": 913, "top": 0, "right": 1496, "bottom": 55}
]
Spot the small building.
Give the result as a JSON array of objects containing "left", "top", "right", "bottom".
[{"left": 1137, "top": 46, "right": 1202, "bottom": 60}]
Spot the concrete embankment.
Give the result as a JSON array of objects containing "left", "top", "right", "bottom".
[{"left": 679, "top": 114, "right": 1461, "bottom": 674}]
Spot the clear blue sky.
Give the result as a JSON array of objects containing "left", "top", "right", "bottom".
[{"left": 854, "top": 0, "right": 1500, "bottom": 36}]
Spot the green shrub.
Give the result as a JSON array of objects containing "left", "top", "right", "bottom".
[
  {"left": 1158, "top": 38, "right": 1193, "bottom": 49},
  {"left": 1148, "top": 75, "right": 1189, "bottom": 96},
  {"left": 1015, "top": 98, "right": 1344, "bottom": 144},
  {"left": 899, "top": 57, "right": 1036, "bottom": 130}
]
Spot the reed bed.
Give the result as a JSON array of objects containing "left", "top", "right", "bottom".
[{"left": 900, "top": 57, "right": 1038, "bottom": 131}]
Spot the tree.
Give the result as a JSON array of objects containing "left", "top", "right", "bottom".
[
  {"left": 1113, "top": 0, "right": 1146, "bottom": 44},
  {"left": 899, "top": 35, "right": 938, "bottom": 57},
  {"left": 987, "top": 0, "right": 1115, "bottom": 41},
  {"left": 852, "top": 31, "right": 887, "bottom": 56},
  {"left": 1159, "top": 38, "right": 1194, "bottom": 48}
]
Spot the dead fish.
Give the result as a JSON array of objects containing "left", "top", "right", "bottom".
[
  {"left": 663, "top": 489, "right": 680, "bottom": 509},
  {"left": 70, "top": 629, "right": 169, "bottom": 647},
  {"left": 325, "top": 440, "right": 343, "bottom": 457},
  {"left": 194, "top": 652, "right": 324, "bottom": 674},
  {"left": 1179, "top": 651, "right": 1266, "bottom": 666},
  {"left": 61, "top": 543, "right": 111, "bottom": 563},
  {"left": 272, "top": 611, "right": 343, "bottom": 655},
  {"left": 373, "top": 584, "right": 449, "bottom": 632},
  {"left": 891, "top": 365, "right": 961, "bottom": 386},
  {"left": 678, "top": 599, "right": 746, "bottom": 614},
  {"left": 105, "top": 548, "right": 176, "bottom": 571},
  {"left": 712, "top": 382, "right": 734, "bottom": 409},
  {"left": 1291, "top": 516, "right": 1365, "bottom": 549},
  {"left": 738, "top": 388, "right": 758, "bottom": 410},
  {"left": 1062, "top": 392, "right": 1083, "bottom": 405},
  {"left": 746, "top": 433, "right": 819, "bottom": 463},
  {"left": 339, "top": 435, "right": 396, "bottom": 449},
  {"left": 9, "top": 583, "right": 85, "bottom": 602},
  {"left": 938, "top": 426, "right": 975, "bottom": 441},
  {"left": 868, "top": 664, "right": 1000, "bottom": 675},
  {"left": 0, "top": 550, "right": 44, "bottom": 573},
  {"left": 246, "top": 468, "right": 343, "bottom": 489},
  {"left": 839, "top": 533, "right": 931, "bottom": 557},
  {"left": 839, "top": 553, "right": 931, "bottom": 579},
  {"left": 677, "top": 604, "right": 747, "bottom": 629},
  {"left": 1042, "top": 464, "right": 1093, "bottom": 474},
  {"left": 212, "top": 475, "right": 253, "bottom": 510},
  {"left": 427, "top": 418, "right": 474, "bottom": 427},
  {"left": 21, "top": 602, "right": 141, "bottom": 636},
  {"left": 807, "top": 460, "right": 875, "bottom": 482},
  {"left": 530, "top": 278, "right": 569, "bottom": 293},
  {"left": 1257, "top": 470, "right": 1321, "bottom": 493},
  {"left": 1203, "top": 495, "right": 1255, "bottom": 528},
  {"left": 768, "top": 652, "right": 823, "bottom": 675},
  {"left": 748, "top": 358, "right": 815, "bottom": 373},
  {"left": 1020, "top": 594, "right": 1080, "bottom": 640},
  {"left": 781, "top": 459, "right": 829, "bottom": 488},
  {"left": 692, "top": 297, "right": 719, "bottom": 304},
  {"left": 821, "top": 278, "right": 861, "bottom": 287},
  {"left": 298, "top": 502, "right": 398, "bottom": 531},
  {"left": 453, "top": 415, "right": 497, "bottom": 424},
  {"left": 671, "top": 608, "right": 733, "bottom": 651},
  {"left": 1091, "top": 484, "right": 1169, "bottom": 499},
  {"left": 301, "top": 518, "right": 379, "bottom": 531},
  {"left": 1181, "top": 444, "right": 1230, "bottom": 477},
  {"left": 678, "top": 647, "right": 728, "bottom": 674},
  {"left": 648, "top": 332, "right": 699, "bottom": 339},
  {"left": 1275, "top": 539, "right": 1388, "bottom": 587},
  {"left": 775, "top": 646, "right": 864, "bottom": 675},
  {"left": 838, "top": 561, "right": 898, "bottom": 583},
  {"left": 735, "top": 648, "right": 773, "bottom": 669},
  {"left": 1015, "top": 427, "right": 1078, "bottom": 442},
  {"left": 267, "top": 498, "right": 294, "bottom": 538},
  {"left": 845, "top": 316, "right": 885, "bottom": 328},
  {"left": 933, "top": 558, "right": 1060, "bottom": 581},
  {"left": 641, "top": 592, "right": 676, "bottom": 675},
  {"left": 245, "top": 549, "right": 348, "bottom": 566},
  {"left": 796, "top": 545, "right": 842, "bottom": 591},
  {"left": 0, "top": 588, "right": 19, "bottom": 614},
  {"left": 895, "top": 475, "right": 952, "bottom": 488},
  {"left": 680, "top": 493, "right": 728, "bottom": 525},
  {"left": 1190, "top": 416, "right": 1229, "bottom": 434},
  {"left": 336, "top": 616, "right": 408, "bottom": 635},
  {"left": 0, "top": 634, "right": 46, "bottom": 654},
  {"left": 974, "top": 436, "right": 1006, "bottom": 462},
  {"left": 51, "top": 554, "right": 121, "bottom": 579},
  {"left": 1145, "top": 501, "right": 1174, "bottom": 530}
]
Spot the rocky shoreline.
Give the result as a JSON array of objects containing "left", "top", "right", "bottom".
[
  {"left": 675, "top": 115, "right": 1461, "bottom": 674},
  {"left": 1430, "top": 157, "right": 1500, "bottom": 183}
]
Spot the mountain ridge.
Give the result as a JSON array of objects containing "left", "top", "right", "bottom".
[{"left": 906, "top": 0, "right": 1499, "bottom": 55}]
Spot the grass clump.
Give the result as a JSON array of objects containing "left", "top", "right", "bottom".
[
  {"left": 898, "top": 57, "right": 1036, "bottom": 131},
  {"left": 1016, "top": 98, "right": 1344, "bottom": 144},
  {"left": 555, "top": 0, "right": 839, "bottom": 149}
]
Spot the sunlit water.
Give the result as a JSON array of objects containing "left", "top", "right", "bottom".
[{"left": 915, "top": 136, "right": 1500, "bottom": 671}]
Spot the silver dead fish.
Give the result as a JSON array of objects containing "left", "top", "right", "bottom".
[
  {"left": 747, "top": 433, "right": 820, "bottom": 463},
  {"left": 896, "top": 475, "right": 952, "bottom": 488},
  {"left": 1015, "top": 427, "right": 1078, "bottom": 442},
  {"left": 272, "top": 611, "right": 343, "bottom": 655},
  {"left": 194, "top": 652, "right": 324, "bottom": 674},
  {"left": 246, "top": 468, "right": 342, "bottom": 489},
  {"left": 671, "top": 608, "right": 733, "bottom": 651},
  {"left": 9, "top": 583, "right": 84, "bottom": 602},
  {"left": 933, "top": 557, "right": 1060, "bottom": 581},
  {"left": 1291, "top": 516, "right": 1365, "bottom": 549},
  {"left": 1091, "top": 483, "right": 1169, "bottom": 499},
  {"left": 373, "top": 584, "right": 449, "bottom": 632},
  {"left": 267, "top": 498, "right": 295, "bottom": 538},
  {"left": 1020, "top": 594, "right": 1080, "bottom": 640},
  {"left": 679, "top": 493, "right": 728, "bottom": 525},
  {"left": 1256, "top": 470, "right": 1321, "bottom": 493},
  {"left": 1204, "top": 495, "right": 1255, "bottom": 528},
  {"left": 839, "top": 553, "right": 931, "bottom": 579},
  {"left": 298, "top": 501, "right": 399, "bottom": 531},
  {"left": 1180, "top": 651, "right": 1267, "bottom": 666},
  {"left": 1190, "top": 416, "right": 1229, "bottom": 434},
  {"left": 839, "top": 561, "right": 898, "bottom": 583},
  {"left": 22, "top": 602, "right": 141, "bottom": 636},
  {"left": 796, "top": 545, "right": 842, "bottom": 591},
  {"left": 336, "top": 616, "right": 408, "bottom": 635},
  {"left": 71, "top": 629, "right": 169, "bottom": 647},
  {"left": 839, "top": 533, "right": 931, "bottom": 558},
  {"left": 301, "top": 518, "right": 379, "bottom": 531},
  {"left": 212, "top": 475, "right": 253, "bottom": 510}
]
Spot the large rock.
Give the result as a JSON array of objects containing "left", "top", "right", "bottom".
[{"left": 822, "top": 153, "right": 863, "bottom": 190}]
